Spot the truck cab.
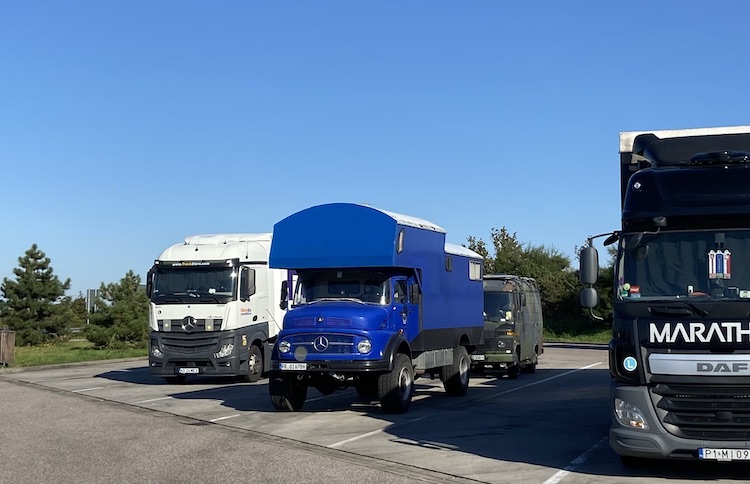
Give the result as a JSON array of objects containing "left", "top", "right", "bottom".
[
  {"left": 146, "top": 234, "right": 288, "bottom": 383},
  {"left": 580, "top": 126, "right": 750, "bottom": 463}
]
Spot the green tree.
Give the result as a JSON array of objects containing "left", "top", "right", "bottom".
[
  {"left": 58, "top": 294, "right": 87, "bottom": 332},
  {"left": 84, "top": 270, "right": 149, "bottom": 349},
  {"left": 517, "top": 244, "right": 579, "bottom": 325},
  {"left": 489, "top": 227, "right": 526, "bottom": 275},
  {"left": 0, "top": 244, "right": 71, "bottom": 345},
  {"left": 468, "top": 228, "right": 599, "bottom": 333}
]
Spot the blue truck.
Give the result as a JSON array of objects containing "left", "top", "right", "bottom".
[{"left": 267, "top": 203, "right": 485, "bottom": 413}]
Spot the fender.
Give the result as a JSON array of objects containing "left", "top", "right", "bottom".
[
  {"left": 383, "top": 333, "right": 411, "bottom": 371},
  {"left": 244, "top": 327, "right": 269, "bottom": 348}
]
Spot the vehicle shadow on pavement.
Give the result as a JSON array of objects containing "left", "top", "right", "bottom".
[
  {"left": 381, "top": 368, "right": 750, "bottom": 481},
  {"left": 97, "top": 366, "right": 240, "bottom": 386}
]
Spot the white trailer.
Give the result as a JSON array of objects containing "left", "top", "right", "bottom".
[{"left": 146, "top": 234, "right": 288, "bottom": 383}]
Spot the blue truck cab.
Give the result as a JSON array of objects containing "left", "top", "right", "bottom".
[{"left": 267, "top": 203, "right": 484, "bottom": 413}]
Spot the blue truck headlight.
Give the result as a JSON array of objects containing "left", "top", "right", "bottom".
[
  {"left": 278, "top": 340, "right": 291, "bottom": 354},
  {"left": 357, "top": 339, "right": 372, "bottom": 354},
  {"left": 614, "top": 398, "right": 649, "bottom": 430},
  {"left": 214, "top": 343, "right": 234, "bottom": 359}
]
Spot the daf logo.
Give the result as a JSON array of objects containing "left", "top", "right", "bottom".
[
  {"left": 313, "top": 336, "right": 329, "bottom": 352},
  {"left": 181, "top": 316, "right": 197, "bottom": 331},
  {"left": 697, "top": 362, "right": 749, "bottom": 373}
]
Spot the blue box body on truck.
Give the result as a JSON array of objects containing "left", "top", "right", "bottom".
[{"left": 268, "top": 203, "right": 484, "bottom": 413}]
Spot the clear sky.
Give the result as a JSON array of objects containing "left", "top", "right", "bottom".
[{"left": 3, "top": 1, "right": 750, "bottom": 297}]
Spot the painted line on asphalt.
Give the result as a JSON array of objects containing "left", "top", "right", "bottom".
[
  {"left": 328, "top": 415, "right": 431, "bottom": 449},
  {"left": 475, "top": 362, "right": 602, "bottom": 402},
  {"left": 209, "top": 414, "right": 241, "bottom": 422},
  {"left": 134, "top": 396, "right": 172, "bottom": 404},
  {"left": 72, "top": 384, "right": 125, "bottom": 393},
  {"left": 542, "top": 436, "right": 609, "bottom": 484}
]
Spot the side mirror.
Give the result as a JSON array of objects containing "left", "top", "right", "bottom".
[
  {"left": 146, "top": 267, "right": 155, "bottom": 298},
  {"left": 520, "top": 292, "right": 527, "bottom": 307},
  {"left": 240, "top": 267, "right": 256, "bottom": 301},
  {"left": 580, "top": 287, "right": 599, "bottom": 309},
  {"left": 579, "top": 246, "right": 599, "bottom": 285},
  {"left": 279, "top": 280, "right": 288, "bottom": 310}
]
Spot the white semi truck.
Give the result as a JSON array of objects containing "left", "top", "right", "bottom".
[{"left": 146, "top": 234, "right": 288, "bottom": 383}]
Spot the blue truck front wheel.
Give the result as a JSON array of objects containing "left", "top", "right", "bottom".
[
  {"left": 269, "top": 374, "right": 308, "bottom": 411},
  {"left": 378, "top": 353, "right": 414, "bottom": 413}
]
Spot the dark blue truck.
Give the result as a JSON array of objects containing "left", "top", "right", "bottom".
[{"left": 267, "top": 203, "right": 485, "bottom": 413}]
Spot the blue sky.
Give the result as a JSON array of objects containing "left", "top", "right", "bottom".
[{"left": 3, "top": 1, "right": 750, "bottom": 297}]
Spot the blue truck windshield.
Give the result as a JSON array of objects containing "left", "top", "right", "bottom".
[
  {"left": 617, "top": 229, "right": 750, "bottom": 301},
  {"left": 294, "top": 270, "right": 391, "bottom": 305},
  {"left": 152, "top": 267, "right": 236, "bottom": 303}
]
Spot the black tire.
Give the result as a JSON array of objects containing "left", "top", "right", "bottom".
[
  {"left": 378, "top": 353, "right": 414, "bottom": 413},
  {"left": 521, "top": 350, "right": 538, "bottom": 374},
  {"left": 269, "top": 374, "right": 308, "bottom": 411},
  {"left": 507, "top": 349, "right": 520, "bottom": 379},
  {"left": 354, "top": 376, "right": 379, "bottom": 399},
  {"left": 244, "top": 344, "right": 263, "bottom": 383},
  {"left": 441, "top": 346, "right": 470, "bottom": 396},
  {"left": 164, "top": 375, "right": 187, "bottom": 384}
]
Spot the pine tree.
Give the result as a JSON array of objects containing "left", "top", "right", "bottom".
[
  {"left": 84, "top": 270, "right": 149, "bottom": 348},
  {"left": 0, "top": 244, "right": 71, "bottom": 345}
]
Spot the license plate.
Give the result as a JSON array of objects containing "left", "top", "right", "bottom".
[
  {"left": 177, "top": 367, "right": 200, "bottom": 374},
  {"left": 471, "top": 354, "right": 486, "bottom": 361},
  {"left": 279, "top": 362, "right": 307, "bottom": 371},
  {"left": 699, "top": 448, "right": 750, "bottom": 461}
]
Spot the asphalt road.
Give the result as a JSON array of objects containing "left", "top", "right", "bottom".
[{"left": 3, "top": 344, "right": 750, "bottom": 484}]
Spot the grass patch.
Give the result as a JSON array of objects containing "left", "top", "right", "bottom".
[
  {"left": 544, "top": 328, "right": 610, "bottom": 344},
  {"left": 8, "top": 340, "right": 147, "bottom": 367}
]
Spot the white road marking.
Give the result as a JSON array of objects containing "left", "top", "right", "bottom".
[
  {"left": 72, "top": 386, "right": 105, "bottom": 392},
  {"left": 72, "top": 384, "right": 124, "bottom": 393},
  {"left": 328, "top": 415, "right": 431, "bottom": 448},
  {"left": 475, "top": 362, "right": 602, "bottom": 402},
  {"left": 134, "top": 396, "right": 171, "bottom": 404},
  {"left": 542, "top": 436, "right": 609, "bottom": 484},
  {"left": 209, "top": 414, "right": 241, "bottom": 422}
]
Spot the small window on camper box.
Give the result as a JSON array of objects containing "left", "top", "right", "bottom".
[
  {"left": 397, "top": 228, "right": 405, "bottom": 253},
  {"left": 445, "top": 256, "right": 453, "bottom": 272},
  {"left": 469, "top": 261, "right": 482, "bottom": 281}
]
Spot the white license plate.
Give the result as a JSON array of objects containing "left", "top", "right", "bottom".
[
  {"left": 177, "top": 367, "right": 200, "bottom": 374},
  {"left": 699, "top": 448, "right": 750, "bottom": 461},
  {"left": 471, "top": 354, "right": 486, "bottom": 361},
  {"left": 279, "top": 362, "right": 307, "bottom": 371}
]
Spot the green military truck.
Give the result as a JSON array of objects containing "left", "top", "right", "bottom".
[{"left": 471, "top": 274, "right": 544, "bottom": 378}]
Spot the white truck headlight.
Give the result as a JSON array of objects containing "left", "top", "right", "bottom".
[
  {"left": 214, "top": 343, "right": 234, "bottom": 359},
  {"left": 278, "top": 340, "right": 291, "bottom": 354},
  {"left": 357, "top": 339, "right": 372, "bottom": 354},
  {"left": 150, "top": 343, "right": 162, "bottom": 357},
  {"left": 615, "top": 398, "right": 649, "bottom": 430}
]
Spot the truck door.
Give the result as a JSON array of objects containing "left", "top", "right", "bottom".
[
  {"left": 517, "top": 289, "right": 530, "bottom": 361},
  {"left": 392, "top": 277, "right": 419, "bottom": 340}
]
